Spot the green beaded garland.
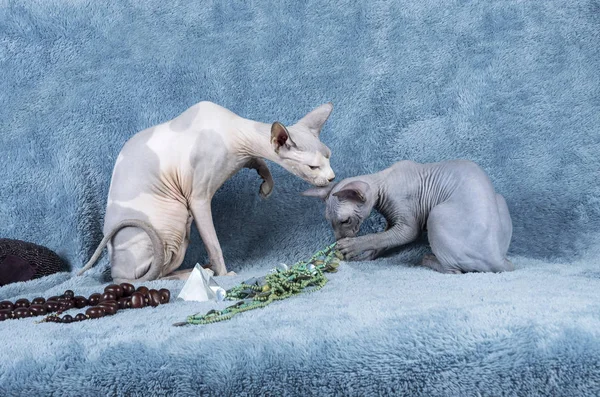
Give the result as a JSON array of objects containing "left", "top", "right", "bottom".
[{"left": 176, "top": 243, "right": 340, "bottom": 326}]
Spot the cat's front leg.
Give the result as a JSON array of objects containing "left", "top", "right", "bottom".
[
  {"left": 337, "top": 225, "right": 419, "bottom": 261},
  {"left": 190, "top": 199, "right": 235, "bottom": 276},
  {"left": 244, "top": 158, "right": 274, "bottom": 198}
]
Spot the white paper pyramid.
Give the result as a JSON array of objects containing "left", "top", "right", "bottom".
[{"left": 177, "top": 263, "right": 224, "bottom": 302}]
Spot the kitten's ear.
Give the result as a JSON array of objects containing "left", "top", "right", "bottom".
[
  {"left": 271, "top": 122, "right": 290, "bottom": 153},
  {"left": 297, "top": 102, "right": 333, "bottom": 137},
  {"left": 302, "top": 184, "right": 336, "bottom": 201},
  {"left": 332, "top": 181, "right": 369, "bottom": 204}
]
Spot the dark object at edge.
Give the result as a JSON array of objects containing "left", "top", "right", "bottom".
[{"left": 0, "top": 239, "right": 68, "bottom": 286}]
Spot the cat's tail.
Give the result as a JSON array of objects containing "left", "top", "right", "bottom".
[{"left": 77, "top": 219, "right": 164, "bottom": 282}]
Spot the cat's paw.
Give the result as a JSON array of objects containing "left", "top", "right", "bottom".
[
  {"left": 259, "top": 180, "right": 273, "bottom": 199},
  {"left": 355, "top": 249, "right": 380, "bottom": 261},
  {"left": 337, "top": 237, "right": 370, "bottom": 261},
  {"left": 212, "top": 266, "right": 236, "bottom": 276}
]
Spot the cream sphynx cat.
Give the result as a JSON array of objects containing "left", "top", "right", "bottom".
[
  {"left": 78, "top": 101, "right": 335, "bottom": 282},
  {"left": 304, "top": 160, "right": 513, "bottom": 274}
]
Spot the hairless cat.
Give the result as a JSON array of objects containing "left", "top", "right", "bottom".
[
  {"left": 78, "top": 101, "right": 336, "bottom": 282},
  {"left": 303, "top": 160, "right": 513, "bottom": 274}
]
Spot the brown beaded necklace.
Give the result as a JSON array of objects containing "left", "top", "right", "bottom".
[{"left": 0, "top": 283, "right": 171, "bottom": 324}]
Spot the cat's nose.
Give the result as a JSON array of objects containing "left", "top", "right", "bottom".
[{"left": 327, "top": 171, "right": 335, "bottom": 182}]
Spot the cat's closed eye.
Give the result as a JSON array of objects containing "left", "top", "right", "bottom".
[
  {"left": 309, "top": 165, "right": 320, "bottom": 170},
  {"left": 341, "top": 218, "right": 351, "bottom": 225}
]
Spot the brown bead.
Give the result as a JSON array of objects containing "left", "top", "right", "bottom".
[
  {"left": 98, "top": 304, "right": 118, "bottom": 316},
  {"left": 59, "top": 301, "right": 74, "bottom": 311},
  {"left": 0, "top": 309, "right": 12, "bottom": 321},
  {"left": 47, "top": 296, "right": 60, "bottom": 302},
  {"left": 148, "top": 289, "right": 161, "bottom": 307},
  {"left": 61, "top": 315, "right": 73, "bottom": 323},
  {"left": 158, "top": 289, "right": 171, "bottom": 304},
  {"left": 104, "top": 284, "right": 124, "bottom": 299},
  {"left": 64, "top": 290, "right": 75, "bottom": 299},
  {"left": 74, "top": 296, "right": 88, "bottom": 309},
  {"left": 101, "top": 292, "right": 116, "bottom": 302},
  {"left": 44, "top": 301, "right": 60, "bottom": 312},
  {"left": 129, "top": 292, "right": 145, "bottom": 309},
  {"left": 14, "top": 308, "right": 32, "bottom": 319},
  {"left": 45, "top": 316, "right": 58, "bottom": 322},
  {"left": 75, "top": 313, "right": 87, "bottom": 322},
  {"left": 85, "top": 307, "right": 106, "bottom": 319},
  {"left": 136, "top": 286, "right": 149, "bottom": 296},
  {"left": 0, "top": 301, "right": 14, "bottom": 311},
  {"left": 100, "top": 300, "right": 118, "bottom": 311},
  {"left": 32, "top": 297, "right": 46, "bottom": 305},
  {"left": 118, "top": 298, "right": 130, "bottom": 309},
  {"left": 120, "top": 283, "right": 135, "bottom": 297},
  {"left": 29, "top": 305, "right": 47, "bottom": 316},
  {"left": 88, "top": 293, "right": 102, "bottom": 306},
  {"left": 15, "top": 299, "right": 30, "bottom": 308}
]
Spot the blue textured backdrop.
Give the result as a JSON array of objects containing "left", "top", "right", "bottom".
[
  {"left": 1, "top": 1, "right": 599, "bottom": 395},
  {"left": 1, "top": 0, "right": 599, "bottom": 269}
]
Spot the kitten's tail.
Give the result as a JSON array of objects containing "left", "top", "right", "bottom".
[{"left": 77, "top": 219, "right": 164, "bottom": 282}]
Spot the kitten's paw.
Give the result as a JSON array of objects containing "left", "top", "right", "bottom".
[
  {"left": 200, "top": 264, "right": 215, "bottom": 276},
  {"left": 337, "top": 237, "right": 370, "bottom": 261},
  {"left": 354, "top": 250, "right": 379, "bottom": 261},
  {"left": 259, "top": 180, "right": 273, "bottom": 199},
  {"left": 210, "top": 265, "right": 228, "bottom": 276},
  {"left": 212, "top": 267, "right": 236, "bottom": 276}
]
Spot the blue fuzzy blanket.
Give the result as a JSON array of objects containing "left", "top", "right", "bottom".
[{"left": 1, "top": 1, "right": 599, "bottom": 395}]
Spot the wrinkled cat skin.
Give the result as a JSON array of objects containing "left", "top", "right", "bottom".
[
  {"left": 79, "top": 101, "right": 335, "bottom": 282},
  {"left": 303, "top": 160, "right": 513, "bottom": 274}
]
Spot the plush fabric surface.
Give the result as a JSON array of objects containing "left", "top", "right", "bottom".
[
  {"left": 1, "top": 0, "right": 599, "bottom": 395},
  {"left": 1, "top": 258, "right": 600, "bottom": 396}
]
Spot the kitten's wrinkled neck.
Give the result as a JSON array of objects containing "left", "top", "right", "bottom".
[{"left": 369, "top": 172, "right": 395, "bottom": 220}]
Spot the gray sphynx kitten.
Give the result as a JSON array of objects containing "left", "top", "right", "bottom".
[
  {"left": 78, "top": 101, "right": 336, "bottom": 282},
  {"left": 303, "top": 160, "right": 513, "bottom": 273}
]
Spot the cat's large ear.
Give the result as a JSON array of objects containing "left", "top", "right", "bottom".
[
  {"left": 332, "top": 181, "right": 369, "bottom": 204},
  {"left": 271, "top": 122, "right": 290, "bottom": 153},
  {"left": 302, "top": 183, "right": 337, "bottom": 201},
  {"left": 297, "top": 102, "right": 333, "bottom": 137}
]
